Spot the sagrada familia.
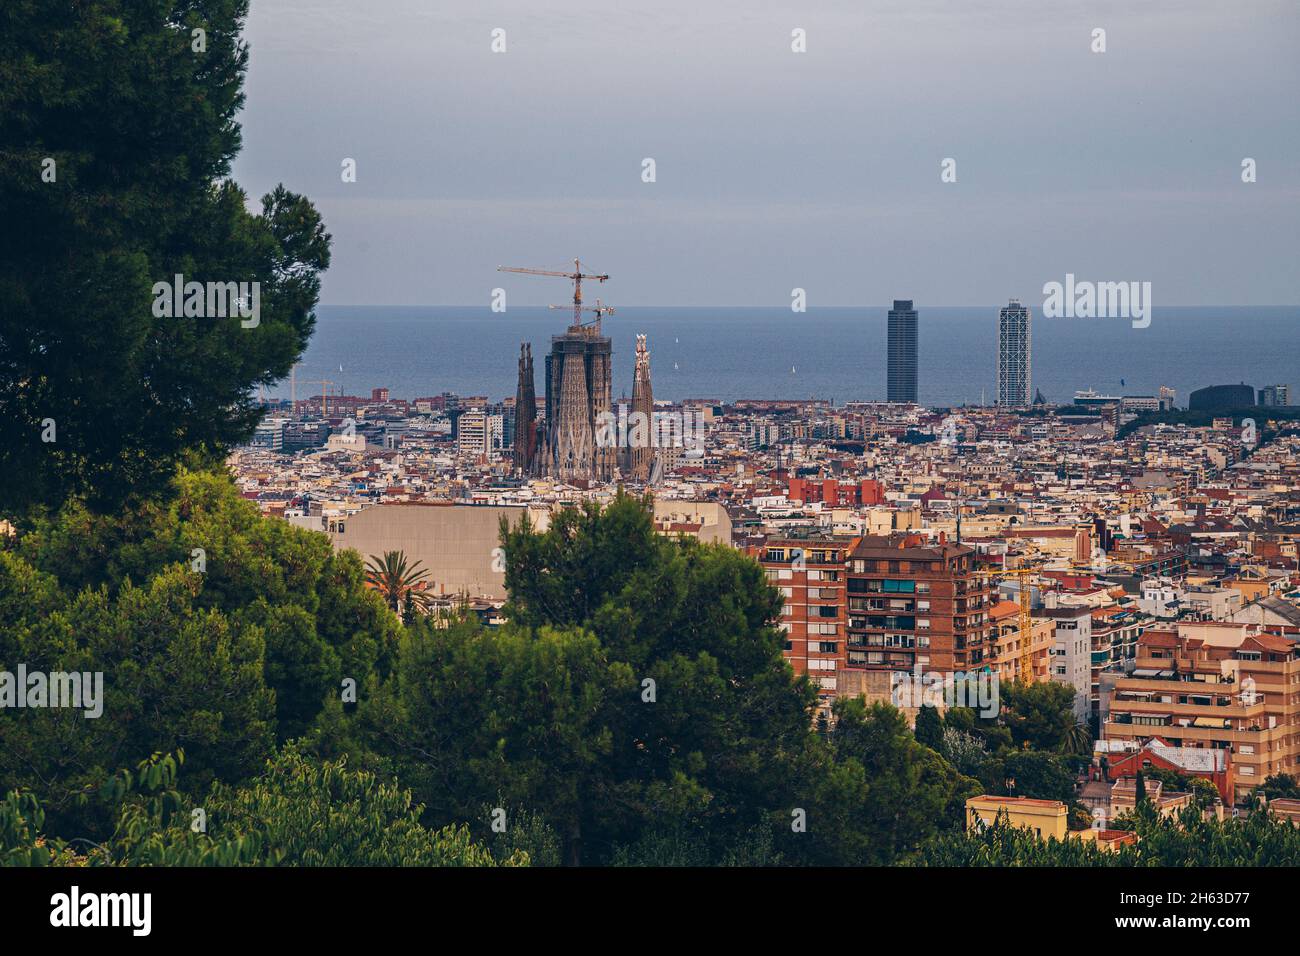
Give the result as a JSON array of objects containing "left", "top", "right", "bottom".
[{"left": 513, "top": 325, "right": 654, "bottom": 483}]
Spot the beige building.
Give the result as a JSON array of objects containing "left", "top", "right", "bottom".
[
  {"left": 1102, "top": 623, "right": 1300, "bottom": 801},
  {"left": 651, "top": 500, "right": 732, "bottom": 546},
  {"left": 323, "top": 499, "right": 729, "bottom": 601},
  {"left": 327, "top": 503, "right": 551, "bottom": 600}
]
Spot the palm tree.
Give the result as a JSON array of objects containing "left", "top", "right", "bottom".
[
  {"left": 364, "top": 550, "right": 432, "bottom": 618},
  {"left": 1061, "top": 717, "right": 1092, "bottom": 756}
]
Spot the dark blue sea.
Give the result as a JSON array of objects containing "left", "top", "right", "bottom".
[{"left": 270, "top": 306, "right": 1299, "bottom": 409}]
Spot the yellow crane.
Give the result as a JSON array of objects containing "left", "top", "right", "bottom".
[
  {"left": 317, "top": 379, "right": 335, "bottom": 418},
  {"left": 970, "top": 567, "right": 1039, "bottom": 685}
]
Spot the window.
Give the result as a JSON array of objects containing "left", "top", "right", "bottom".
[{"left": 882, "top": 579, "right": 915, "bottom": 593}]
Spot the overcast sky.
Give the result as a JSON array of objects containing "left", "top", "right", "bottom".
[{"left": 232, "top": 0, "right": 1300, "bottom": 306}]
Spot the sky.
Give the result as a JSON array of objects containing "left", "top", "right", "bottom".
[{"left": 231, "top": 0, "right": 1300, "bottom": 307}]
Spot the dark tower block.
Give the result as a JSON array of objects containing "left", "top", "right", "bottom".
[
  {"left": 513, "top": 343, "right": 538, "bottom": 474},
  {"left": 887, "top": 299, "right": 918, "bottom": 403}
]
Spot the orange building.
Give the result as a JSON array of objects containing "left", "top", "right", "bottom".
[
  {"left": 988, "top": 599, "right": 1054, "bottom": 683},
  {"left": 1102, "top": 623, "right": 1300, "bottom": 802},
  {"left": 846, "top": 534, "right": 995, "bottom": 674},
  {"left": 758, "top": 535, "right": 853, "bottom": 715}
]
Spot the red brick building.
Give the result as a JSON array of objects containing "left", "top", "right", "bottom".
[
  {"left": 787, "top": 478, "right": 884, "bottom": 507},
  {"left": 1102, "top": 736, "right": 1235, "bottom": 804},
  {"left": 845, "top": 534, "right": 995, "bottom": 674},
  {"left": 757, "top": 536, "right": 854, "bottom": 713}
]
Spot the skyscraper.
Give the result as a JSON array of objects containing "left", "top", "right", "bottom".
[
  {"left": 1260, "top": 384, "right": 1290, "bottom": 407},
  {"left": 886, "top": 299, "right": 918, "bottom": 403},
  {"left": 997, "top": 299, "right": 1031, "bottom": 408}
]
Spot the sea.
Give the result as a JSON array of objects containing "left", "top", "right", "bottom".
[{"left": 269, "top": 306, "right": 1300, "bottom": 410}]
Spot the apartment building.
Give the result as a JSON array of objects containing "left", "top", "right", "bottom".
[
  {"left": 1087, "top": 606, "right": 1147, "bottom": 715},
  {"left": 845, "top": 534, "right": 994, "bottom": 674},
  {"left": 988, "top": 600, "right": 1055, "bottom": 684},
  {"left": 1102, "top": 623, "right": 1300, "bottom": 802},
  {"left": 1042, "top": 604, "right": 1093, "bottom": 720},
  {"left": 759, "top": 536, "right": 853, "bottom": 714}
]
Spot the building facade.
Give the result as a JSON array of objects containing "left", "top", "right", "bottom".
[
  {"left": 845, "top": 534, "right": 994, "bottom": 675},
  {"left": 1102, "top": 623, "right": 1300, "bottom": 801},
  {"left": 760, "top": 536, "right": 852, "bottom": 715},
  {"left": 886, "top": 299, "right": 918, "bottom": 404},
  {"left": 1260, "top": 384, "right": 1291, "bottom": 407},
  {"left": 997, "top": 299, "right": 1032, "bottom": 408}
]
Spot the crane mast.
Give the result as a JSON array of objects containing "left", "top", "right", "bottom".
[
  {"left": 970, "top": 567, "right": 1039, "bottom": 686},
  {"left": 497, "top": 259, "right": 609, "bottom": 330}
]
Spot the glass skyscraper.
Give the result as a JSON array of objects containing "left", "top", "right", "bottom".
[{"left": 886, "top": 299, "right": 918, "bottom": 403}]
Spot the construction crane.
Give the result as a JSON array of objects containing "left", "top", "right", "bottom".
[
  {"left": 498, "top": 258, "right": 609, "bottom": 329},
  {"left": 317, "top": 379, "right": 335, "bottom": 418},
  {"left": 970, "top": 567, "right": 1039, "bottom": 685},
  {"left": 547, "top": 297, "right": 615, "bottom": 329}
]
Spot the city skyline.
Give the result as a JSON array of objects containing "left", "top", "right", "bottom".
[{"left": 8, "top": 0, "right": 1300, "bottom": 892}]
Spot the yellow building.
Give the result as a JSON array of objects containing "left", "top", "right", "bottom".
[{"left": 965, "top": 796, "right": 1069, "bottom": 840}]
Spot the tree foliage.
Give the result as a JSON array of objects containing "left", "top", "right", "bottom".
[
  {"left": 916, "top": 804, "right": 1300, "bottom": 866},
  {"left": 0, "top": 748, "right": 519, "bottom": 867},
  {"left": 0, "top": 0, "right": 329, "bottom": 516},
  {"left": 0, "top": 468, "right": 398, "bottom": 842}
]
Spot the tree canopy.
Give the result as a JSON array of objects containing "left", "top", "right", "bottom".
[{"left": 0, "top": 0, "right": 329, "bottom": 516}]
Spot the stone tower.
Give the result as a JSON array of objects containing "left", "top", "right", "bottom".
[
  {"left": 624, "top": 334, "right": 654, "bottom": 482},
  {"left": 513, "top": 343, "right": 537, "bottom": 474},
  {"left": 543, "top": 324, "right": 613, "bottom": 482}
]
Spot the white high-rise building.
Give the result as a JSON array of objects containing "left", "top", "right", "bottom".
[
  {"left": 997, "top": 299, "right": 1031, "bottom": 408},
  {"left": 457, "top": 409, "right": 503, "bottom": 458}
]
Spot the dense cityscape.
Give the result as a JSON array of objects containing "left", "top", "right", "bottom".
[
  {"left": 230, "top": 289, "right": 1300, "bottom": 833},
  {"left": 2, "top": 0, "right": 1297, "bottom": 937}
]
